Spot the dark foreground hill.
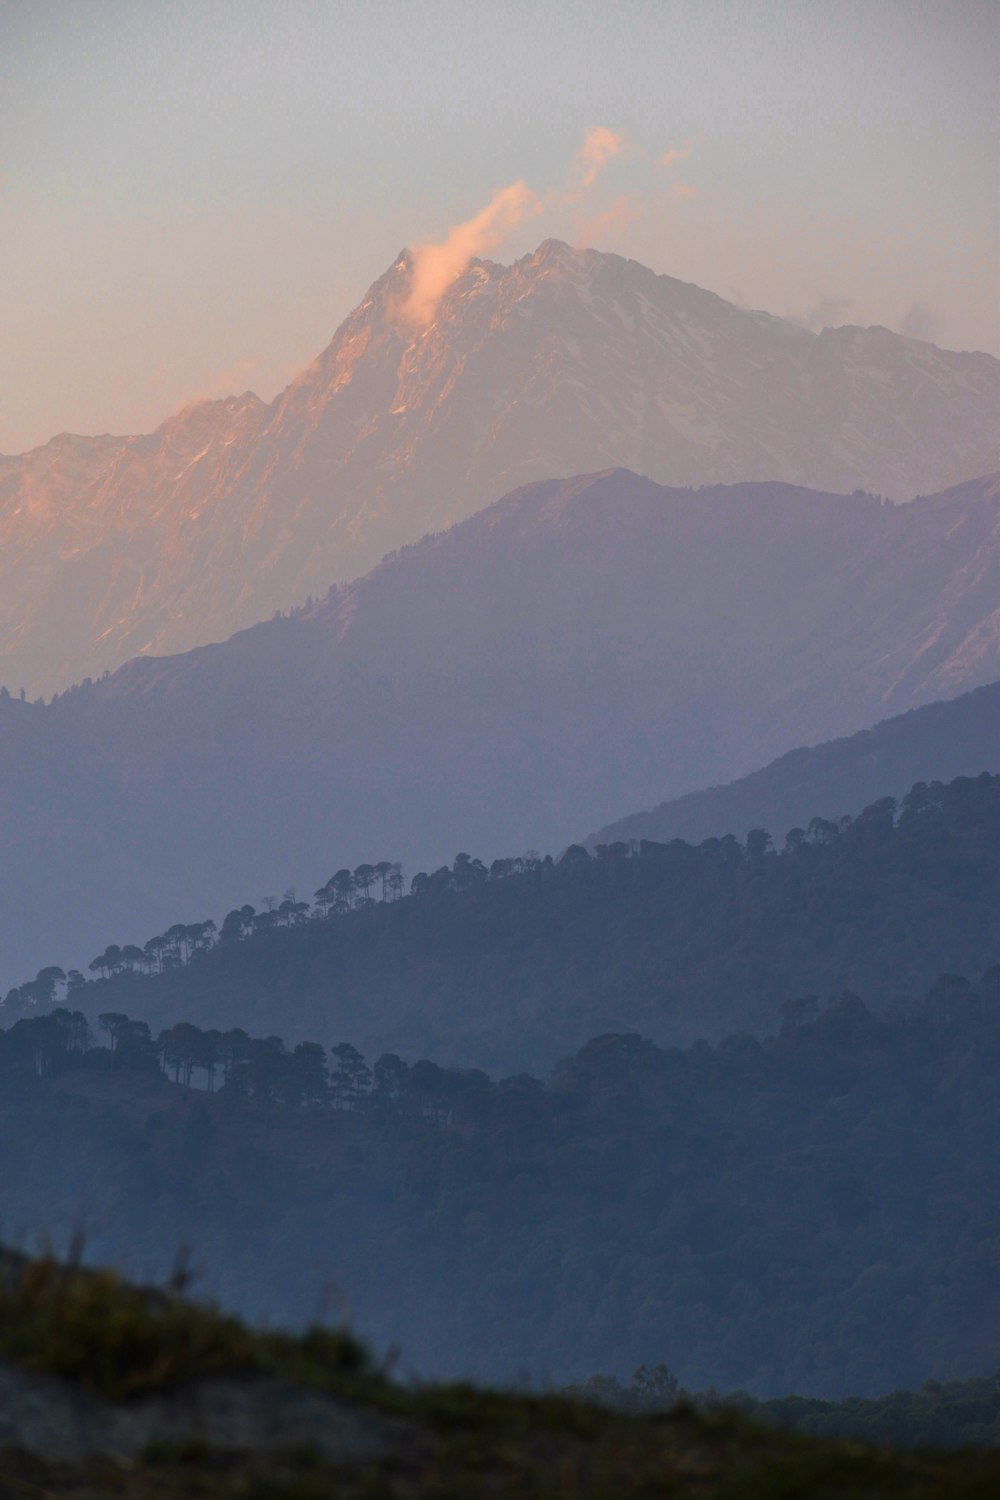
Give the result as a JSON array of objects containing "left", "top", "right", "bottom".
[
  {"left": 2, "top": 468, "right": 999, "bottom": 984},
  {"left": 23, "top": 771, "right": 1000, "bottom": 1072},
  {"left": 2, "top": 969, "right": 997, "bottom": 1397},
  {"left": 0, "top": 1254, "right": 996, "bottom": 1498},
  {"left": 589, "top": 677, "right": 1000, "bottom": 850}
]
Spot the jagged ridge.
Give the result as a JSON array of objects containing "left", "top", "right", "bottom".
[{"left": 2, "top": 240, "right": 998, "bottom": 695}]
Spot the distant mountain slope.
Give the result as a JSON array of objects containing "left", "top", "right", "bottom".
[
  {"left": 1, "top": 469, "right": 998, "bottom": 984},
  {"left": 588, "top": 677, "right": 1000, "bottom": 850},
  {"left": 3, "top": 238, "right": 998, "bottom": 695}
]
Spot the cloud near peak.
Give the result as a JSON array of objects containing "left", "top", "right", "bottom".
[
  {"left": 568, "top": 126, "right": 628, "bottom": 195},
  {"left": 659, "top": 145, "right": 690, "bottom": 170},
  {"left": 396, "top": 125, "right": 634, "bottom": 329},
  {"left": 578, "top": 193, "right": 640, "bottom": 247},
  {"left": 399, "top": 181, "right": 542, "bottom": 329},
  {"left": 396, "top": 124, "right": 697, "bottom": 328}
]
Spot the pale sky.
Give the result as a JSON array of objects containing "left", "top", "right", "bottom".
[{"left": 2, "top": 0, "right": 998, "bottom": 454}]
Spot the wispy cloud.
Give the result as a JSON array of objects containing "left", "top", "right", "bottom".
[
  {"left": 659, "top": 145, "right": 690, "bottom": 170},
  {"left": 397, "top": 126, "right": 634, "bottom": 327},
  {"left": 566, "top": 126, "right": 628, "bottom": 197},
  {"left": 399, "top": 181, "right": 543, "bottom": 328},
  {"left": 183, "top": 356, "right": 262, "bottom": 405},
  {"left": 788, "top": 293, "right": 853, "bottom": 332},
  {"left": 578, "top": 193, "right": 641, "bottom": 246},
  {"left": 397, "top": 126, "right": 696, "bottom": 327}
]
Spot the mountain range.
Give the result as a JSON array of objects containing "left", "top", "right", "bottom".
[
  {"left": 1, "top": 466, "right": 998, "bottom": 985},
  {"left": 3, "top": 239, "right": 998, "bottom": 697}
]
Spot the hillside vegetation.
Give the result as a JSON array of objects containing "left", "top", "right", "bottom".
[
  {"left": 14, "top": 771, "right": 1000, "bottom": 1072},
  {"left": 1, "top": 1252, "right": 997, "bottom": 1498},
  {"left": 2, "top": 964, "right": 997, "bottom": 1397}
]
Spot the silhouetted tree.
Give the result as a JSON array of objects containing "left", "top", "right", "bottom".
[
  {"left": 98, "top": 1011, "right": 130, "bottom": 1051},
  {"left": 288, "top": 1042, "right": 328, "bottom": 1106},
  {"left": 330, "top": 1042, "right": 371, "bottom": 1109}
]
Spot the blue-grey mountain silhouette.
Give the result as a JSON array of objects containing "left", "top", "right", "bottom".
[{"left": 1, "top": 468, "right": 997, "bottom": 983}]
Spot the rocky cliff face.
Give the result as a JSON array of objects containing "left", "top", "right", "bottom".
[{"left": 3, "top": 241, "right": 998, "bottom": 695}]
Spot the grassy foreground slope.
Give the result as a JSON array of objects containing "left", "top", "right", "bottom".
[{"left": 0, "top": 1250, "right": 996, "bottom": 1499}]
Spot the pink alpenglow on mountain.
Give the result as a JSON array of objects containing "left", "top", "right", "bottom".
[{"left": 1, "top": 241, "right": 998, "bottom": 697}]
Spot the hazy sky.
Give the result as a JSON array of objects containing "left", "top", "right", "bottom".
[{"left": 2, "top": 0, "right": 997, "bottom": 453}]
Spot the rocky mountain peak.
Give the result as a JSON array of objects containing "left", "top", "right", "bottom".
[{"left": 1, "top": 242, "right": 997, "bottom": 695}]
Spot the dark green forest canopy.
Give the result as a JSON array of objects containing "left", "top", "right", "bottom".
[
  {"left": 2, "top": 972, "right": 997, "bottom": 1399},
  {"left": 9, "top": 772, "right": 1000, "bottom": 1073}
]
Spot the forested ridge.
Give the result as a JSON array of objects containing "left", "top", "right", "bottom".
[
  {"left": 2, "top": 967, "right": 997, "bottom": 1398},
  {"left": 4, "top": 769, "right": 996, "bottom": 1405},
  {"left": 9, "top": 772, "right": 1000, "bottom": 1072}
]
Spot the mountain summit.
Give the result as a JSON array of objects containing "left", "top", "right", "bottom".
[{"left": 3, "top": 241, "right": 999, "bottom": 694}]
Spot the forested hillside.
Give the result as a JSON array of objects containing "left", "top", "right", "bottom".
[
  {"left": 13, "top": 772, "right": 1000, "bottom": 1072},
  {"left": 1, "top": 971, "right": 997, "bottom": 1397}
]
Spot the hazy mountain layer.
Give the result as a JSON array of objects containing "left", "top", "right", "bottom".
[
  {"left": 3, "top": 240, "right": 998, "bottom": 695},
  {"left": 1, "top": 469, "right": 998, "bottom": 985},
  {"left": 588, "top": 677, "right": 1000, "bottom": 850}
]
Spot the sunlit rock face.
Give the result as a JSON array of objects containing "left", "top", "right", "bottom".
[
  {"left": 2, "top": 241, "right": 998, "bottom": 696},
  {"left": 0, "top": 467, "right": 998, "bottom": 983}
]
